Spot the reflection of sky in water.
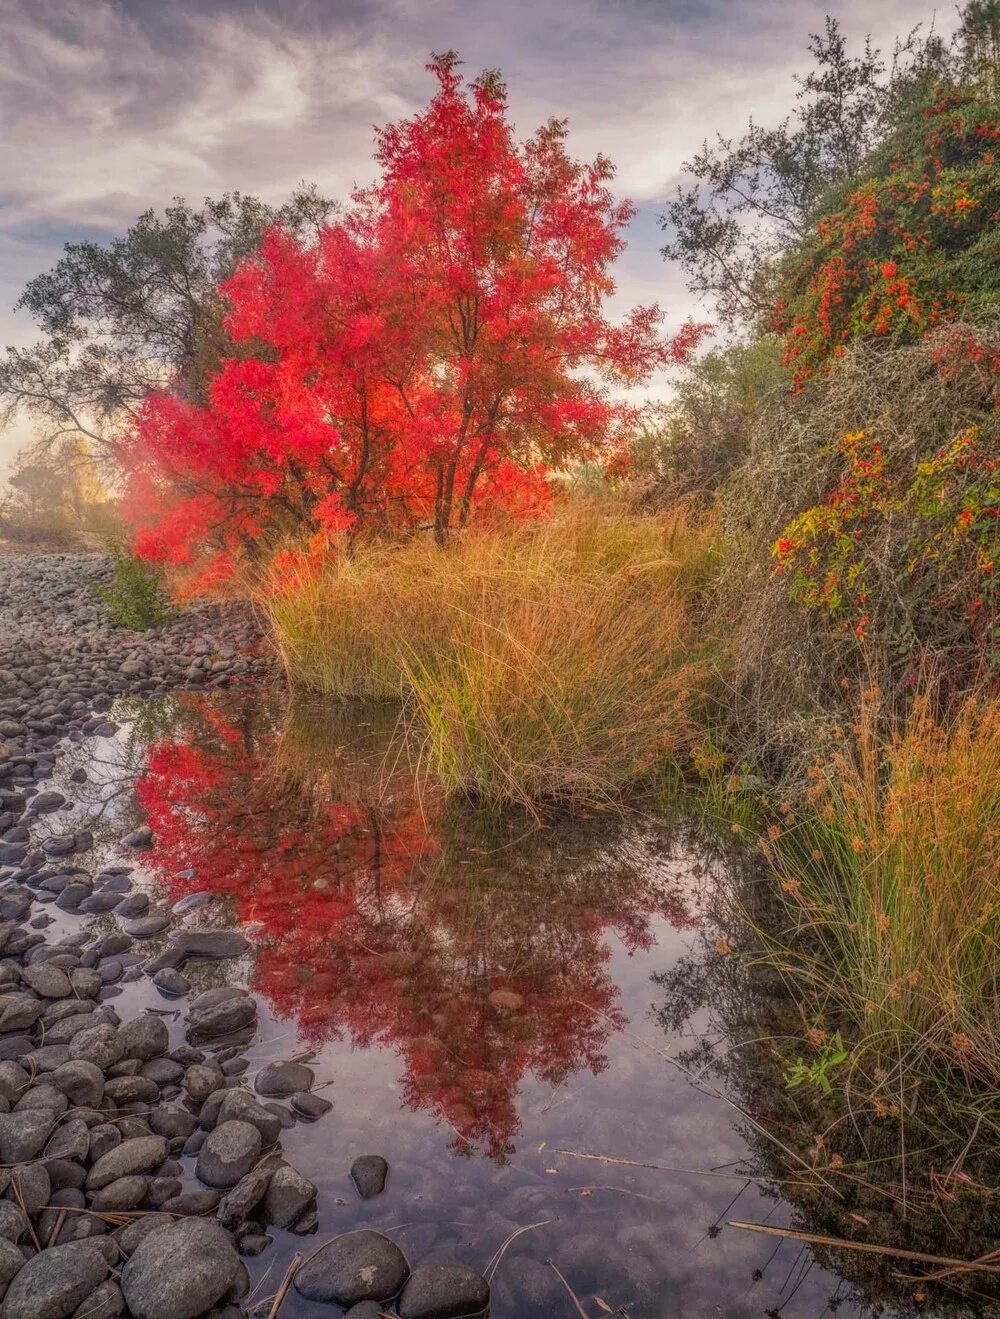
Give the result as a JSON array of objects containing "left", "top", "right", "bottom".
[{"left": 32, "top": 690, "right": 892, "bottom": 1318}]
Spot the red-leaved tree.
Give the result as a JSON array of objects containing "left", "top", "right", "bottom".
[{"left": 119, "top": 54, "right": 705, "bottom": 582}]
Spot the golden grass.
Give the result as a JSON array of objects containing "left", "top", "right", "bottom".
[
  {"left": 261, "top": 504, "right": 716, "bottom": 808},
  {"left": 768, "top": 690, "right": 1000, "bottom": 1088}
]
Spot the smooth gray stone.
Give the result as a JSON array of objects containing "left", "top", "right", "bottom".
[{"left": 120, "top": 1218, "right": 239, "bottom": 1319}]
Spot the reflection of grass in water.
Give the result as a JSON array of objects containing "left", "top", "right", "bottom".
[
  {"left": 221, "top": 685, "right": 698, "bottom": 928},
  {"left": 129, "top": 681, "right": 708, "bottom": 1161},
  {"left": 654, "top": 850, "right": 1000, "bottom": 1315},
  {"left": 269, "top": 694, "right": 409, "bottom": 809},
  {"left": 133, "top": 683, "right": 702, "bottom": 991}
]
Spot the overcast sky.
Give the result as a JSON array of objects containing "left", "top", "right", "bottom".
[{"left": 0, "top": 0, "right": 955, "bottom": 480}]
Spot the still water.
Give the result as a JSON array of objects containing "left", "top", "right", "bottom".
[{"left": 27, "top": 687, "right": 964, "bottom": 1319}]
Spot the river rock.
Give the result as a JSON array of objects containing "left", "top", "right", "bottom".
[
  {"left": 157, "top": 1188, "right": 221, "bottom": 1216},
  {"left": 122, "top": 916, "right": 169, "bottom": 939},
  {"left": 140, "top": 1056, "right": 184, "bottom": 1087},
  {"left": 350, "top": 1154, "right": 389, "bottom": 1198},
  {"left": 214, "top": 1089, "right": 280, "bottom": 1145},
  {"left": 291, "top": 1091, "right": 332, "bottom": 1119},
  {"left": 217, "top": 1166, "right": 273, "bottom": 1228},
  {"left": 1, "top": 1239, "right": 110, "bottom": 1319},
  {"left": 146, "top": 1109, "right": 194, "bottom": 1143},
  {"left": 86, "top": 1135, "right": 167, "bottom": 1190},
  {"left": 0, "top": 1109, "right": 54, "bottom": 1162},
  {"left": 113, "top": 893, "right": 148, "bottom": 918},
  {"left": 14, "top": 1082, "right": 68, "bottom": 1115},
  {"left": 170, "top": 891, "right": 211, "bottom": 914},
  {"left": 0, "top": 1063, "right": 26, "bottom": 1105},
  {"left": 0, "top": 1202, "right": 27, "bottom": 1244},
  {"left": 183, "top": 1063, "right": 223, "bottom": 1103},
  {"left": 103, "top": 1075, "right": 160, "bottom": 1105},
  {"left": 0, "top": 1237, "right": 22, "bottom": 1297},
  {"left": 294, "top": 1230, "right": 409, "bottom": 1306},
  {"left": 68, "top": 968, "right": 101, "bottom": 999},
  {"left": 262, "top": 1164, "right": 317, "bottom": 1229},
  {"left": 254, "top": 1059, "right": 314, "bottom": 1097},
  {"left": 87, "top": 1125, "right": 121, "bottom": 1164},
  {"left": 172, "top": 930, "right": 248, "bottom": 959},
  {"left": 69, "top": 1024, "right": 123, "bottom": 1070},
  {"left": 0, "top": 995, "right": 45, "bottom": 1032},
  {"left": 121, "top": 826, "right": 152, "bottom": 850},
  {"left": 195, "top": 1120, "right": 262, "bottom": 1188},
  {"left": 120, "top": 1218, "right": 240, "bottom": 1319},
  {"left": 397, "top": 1264, "right": 491, "bottom": 1319},
  {"left": 90, "top": 1174, "right": 149, "bottom": 1212},
  {"left": 69, "top": 1280, "right": 125, "bottom": 1319},
  {"left": 28, "top": 791, "right": 65, "bottom": 814},
  {"left": 114, "top": 1215, "right": 171, "bottom": 1255},
  {"left": 46, "top": 1118, "right": 91, "bottom": 1163},
  {"left": 21, "top": 962, "right": 72, "bottom": 998},
  {"left": 186, "top": 996, "right": 256, "bottom": 1044},
  {"left": 117, "top": 1014, "right": 168, "bottom": 1061},
  {"left": 151, "top": 968, "right": 189, "bottom": 997}
]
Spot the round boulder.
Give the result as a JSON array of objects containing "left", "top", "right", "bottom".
[
  {"left": 350, "top": 1154, "right": 388, "bottom": 1199},
  {"left": 0, "top": 1240, "right": 110, "bottom": 1319},
  {"left": 120, "top": 1218, "right": 239, "bottom": 1319},
  {"left": 294, "top": 1230, "right": 409, "bottom": 1307},
  {"left": 195, "top": 1120, "right": 262, "bottom": 1189},
  {"left": 398, "top": 1264, "right": 491, "bottom": 1319}
]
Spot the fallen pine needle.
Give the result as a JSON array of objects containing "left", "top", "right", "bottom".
[
  {"left": 547, "top": 1258, "right": 589, "bottom": 1319},
  {"left": 550, "top": 1149, "right": 756, "bottom": 1180},
  {"left": 727, "top": 1221, "right": 1000, "bottom": 1275},
  {"left": 485, "top": 1219, "right": 553, "bottom": 1281},
  {"left": 267, "top": 1253, "right": 302, "bottom": 1319}
]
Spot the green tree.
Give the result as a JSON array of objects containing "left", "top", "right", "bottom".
[
  {"left": 627, "top": 337, "right": 786, "bottom": 501},
  {"left": 0, "top": 186, "right": 335, "bottom": 460},
  {"left": 661, "top": 17, "right": 948, "bottom": 327},
  {"left": 959, "top": 0, "right": 1000, "bottom": 94}
]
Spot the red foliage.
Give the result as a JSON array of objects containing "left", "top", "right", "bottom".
[
  {"left": 772, "top": 92, "right": 1000, "bottom": 385},
  {"left": 120, "top": 55, "right": 706, "bottom": 580},
  {"left": 134, "top": 694, "right": 697, "bottom": 1160}
]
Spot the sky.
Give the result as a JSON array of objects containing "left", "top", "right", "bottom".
[{"left": 0, "top": 0, "right": 957, "bottom": 481}]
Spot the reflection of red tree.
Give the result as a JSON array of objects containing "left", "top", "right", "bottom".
[{"left": 136, "top": 695, "right": 698, "bottom": 1160}]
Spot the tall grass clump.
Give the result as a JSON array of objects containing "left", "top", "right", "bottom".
[
  {"left": 769, "top": 689, "right": 1000, "bottom": 1090},
  {"left": 262, "top": 504, "right": 716, "bottom": 807},
  {"left": 261, "top": 539, "right": 447, "bottom": 700}
]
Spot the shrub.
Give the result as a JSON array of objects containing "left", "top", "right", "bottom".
[
  {"left": 262, "top": 504, "right": 716, "bottom": 807},
  {"left": 767, "top": 689, "right": 1000, "bottom": 1089},
  {"left": 96, "top": 548, "right": 173, "bottom": 630},
  {"left": 716, "top": 322, "right": 1000, "bottom": 771},
  {"left": 625, "top": 338, "right": 785, "bottom": 504},
  {"left": 773, "top": 86, "right": 1000, "bottom": 383}
]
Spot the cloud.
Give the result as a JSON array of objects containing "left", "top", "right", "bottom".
[{"left": 0, "top": 0, "right": 958, "bottom": 477}]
